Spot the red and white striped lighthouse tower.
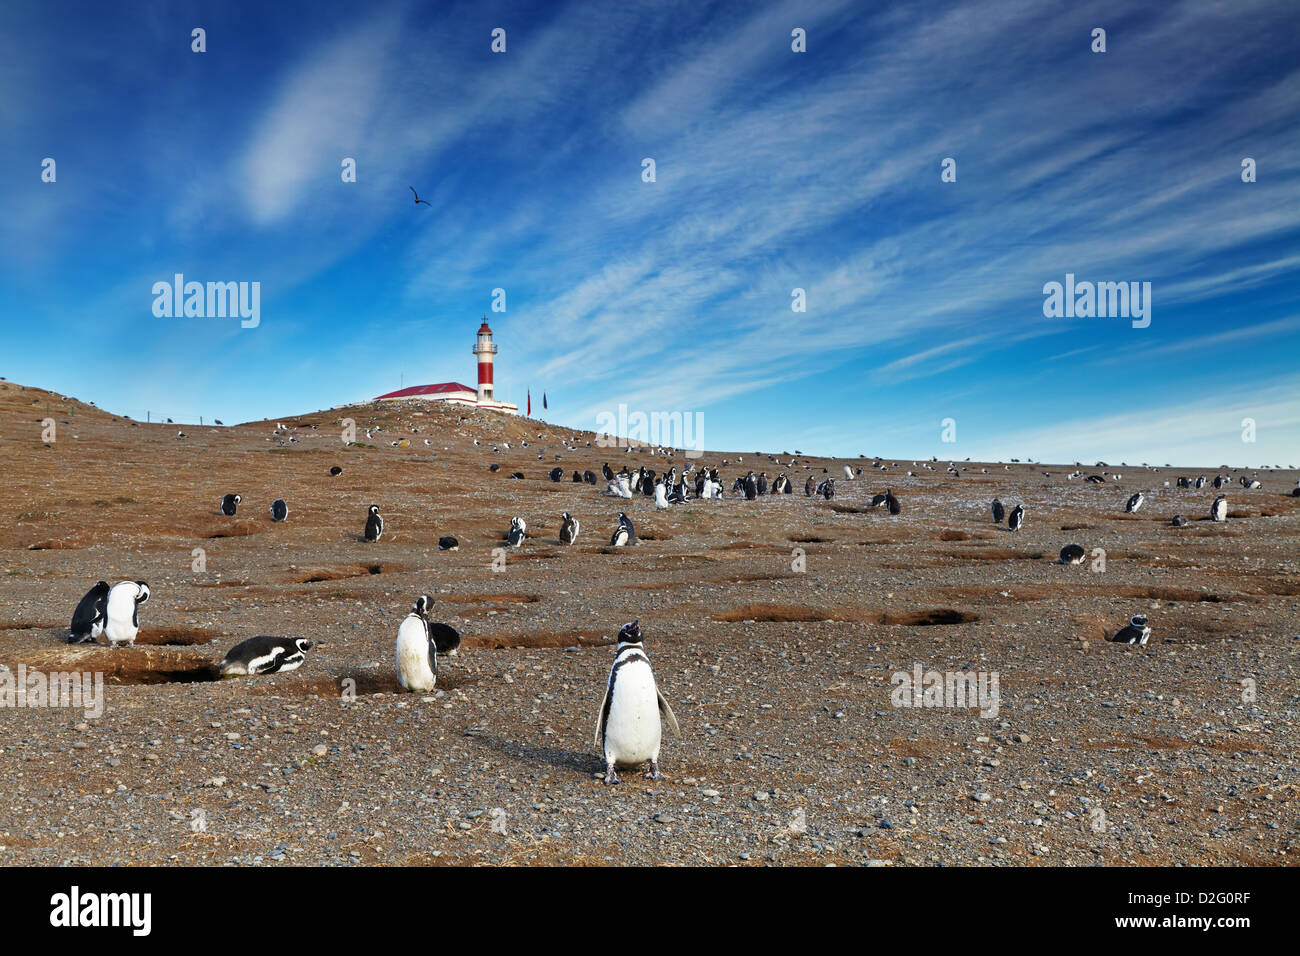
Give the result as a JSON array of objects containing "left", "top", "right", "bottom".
[{"left": 472, "top": 318, "right": 498, "bottom": 403}]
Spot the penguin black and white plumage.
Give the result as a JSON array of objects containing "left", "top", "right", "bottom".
[
  {"left": 1176, "top": 476, "right": 1191, "bottom": 489},
  {"left": 870, "top": 492, "right": 887, "bottom": 508},
  {"left": 489, "top": 463, "right": 501, "bottom": 473},
  {"left": 1291, "top": 480, "right": 1300, "bottom": 498},
  {"left": 507, "top": 516, "right": 526, "bottom": 547},
  {"left": 602, "top": 463, "right": 614, "bottom": 481},
  {"left": 1110, "top": 615, "right": 1151, "bottom": 645},
  {"left": 1008, "top": 504, "right": 1024, "bottom": 532},
  {"left": 803, "top": 476, "right": 816, "bottom": 496},
  {"left": 329, "top": 466, "right": 343, "bottom": 476},
  {"left": 1058, "top": 544, "right": 1086, "bottom": 565},
  {"left": 991, "top": 498, "right": 1005, "bottom": 524},
  {"left": 1195, "top": 475, "right": 1207, "bottom": 489},
  {"left": 584, "top": 470, "right": 599, "bottom": 485},
  {"left": 219, "top": 636, "right": 314, "bottom": 676},
  {"left": 594, "top": 620, "right": 680, "bottom": 784},
  {"left": 1125, "top": 492, "right": 1145, "bottom": 514},
  {"left": 438, "top": 535, "right": 459, "bottom": 551},
  {"left": 654, "top": 480, "right": 670, "bottom": 510},
  {"left": 743, "top": 472, "right": 758, "bottom": 500},
  {"left": 396, "top": 595, "right": 439, "bottom": 692},
  {"left": 549, "top": 466, "right": 564, "bottom": 482},
  {"left": 270, "top": 498, "right": 289, "bottom": 522},
  {"left": 560, "top": 512, "right": 580, "bottom": 545},
  {"left": 1210, "top": 495, "right": 1228, "bottom": 522},
  {"left": 219, "top": 493, "right": 241, "bottom": 516},
  {"left": 364, "top": 505, "right": 383, "bottom": 541},
  {"left": 69, "top": 581, "right": 110, "bottom": 644},
  {"left": 104, "top": 580, "right": 150, "bottom": 647},
  {"left": 756, "top": 472, "right": 769, "bottom": 496},
  {"left": 1170, "top": 514, "right": 1187, "bottom": 526},
  {"left": 843, "top": 465, "right": 853, "bottom": 480},
  {"left": 884, "top": 488, "right": 900, "bottom": 514},
  {"left": 1212, "top": 474, "right": 1225, "bottom": 489},
  {"left": 610, "top": 512, "right": 634, "bottom": 547}
]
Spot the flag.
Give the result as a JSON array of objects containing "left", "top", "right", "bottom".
[
  {"left": 527, "top": 389, "right": 531, "bottom": 416},
  {"left": 543, "top": 392, "right": 548, "bottom": 410}
]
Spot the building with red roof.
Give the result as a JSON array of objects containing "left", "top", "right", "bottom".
[{"left": 373, "top": 320, "right": 518, "bottom": 413}]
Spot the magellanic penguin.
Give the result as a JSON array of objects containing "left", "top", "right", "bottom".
[
  {"left": 885, "top": 488, "right": 900, "bottom": 515},
  {"left": 843, "top": 465, "right": 853, "bottom": 480},
  {"left": 438, "top": 535, "right": 459, "bottom": 551},
  {"left": 1125, "top": 492, "right": 1145, "bottom": 514},
  {"left": 219, "top": 493, "right": 241, "bottom": 516},
  {"left": 507, "top": 516, "right": 527, "bottom": 547},
  {"left": 560, "top": 512, "right": 580, "bottom": 545},
  {"left": 364, "top": 505, "right": 383, "bottom": 541},
  {"left": 396, "top": 595, "right": 439, "bottom": 692},
  {"left": 1110, "top": 615, "right": 1151, "bottom": 645},
  {"left": 594, "top": 620, "right": 680, "bottom": 784},
  {"left": 329, "top": 466, "right": 343, "bottom": 476},
  {"left": 270, "top": 498, "right": 289, "bottom": 522},
  {"left": 804, "top": 475, "right": 816, "bottom": 497},
  {"left": 1210, "top": 495, "right": 1228, "bottom": 522},
  {"left": 1170, "top": 514, "right": 1187, "bottom": 527},
  {"left": 991, "top": 498, "right": 1005, "bottom": 524},
  {"left": 1058, "top": 543, "right": 1086, "bottom": 565},
  {"left": 610, "top": 518, "right": 631, "bottom": 547},
  {"left": 654, "top": 480, "right": 670, "bottom": 510},
  {"left": 1008, "top": 504, "right": 1024, "bottom": 532},
  {"left": 69, "top": 581, "right": 110, "bottom": 644},
  {"left": 104, "top": 580, "right": 150, "bottom": 647},
  {"left": 549, "top": 466, "right": 564, "bottom": 482},
  {"left": 219, "top": 636, "right": 314, "bottom": 676}
]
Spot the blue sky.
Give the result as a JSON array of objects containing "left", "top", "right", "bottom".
[{"left": 3, "top": 0, "right": 1298, "bottom": 467}]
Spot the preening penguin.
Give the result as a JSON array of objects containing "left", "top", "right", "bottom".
[
  {"left": 69, "top": 581, "right": 110, "bottom": 644},
  {"left": 1110, "top": 615, "right": 1151, "bottom": 645},
  {"left": 396, "top": 595, "right": 438, "bottom": 692},
  {"left": 991, "top": 498, "right": 1005, "bottom": 524},
  {"left": 364, "top": 505, "right": 383, "bottom": 541},
  {"left": 219, "top": 636, "right": 314, "bottom": 676},
  {"left": 104, "top": 580, "right": 150, "bottom": 647},
  {"left": 507, "top": 516, "right": 527, "bottom": 547},
  {"left": 594, "top": 620, "right": 680, "bottom": 784},
  {"left": 560, "top": 512, "right": 580, "bottom": 545},
  {"left": 270, "top": 498, "right": 289, "bottom": 522},
  {"left": 219, "top": 493, "right": 241, "bottom": 516}
]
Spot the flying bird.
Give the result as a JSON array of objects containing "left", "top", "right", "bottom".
[{"left": 409, "top": 186, "right": 431, "bottom": 206}]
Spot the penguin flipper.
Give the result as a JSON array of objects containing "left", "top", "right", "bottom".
[
  {"left": 594, "top": 684, "right": 610, "bottom": 749},
  {"left": 657, "top": 690, "right": 680, "bottom": 737}
]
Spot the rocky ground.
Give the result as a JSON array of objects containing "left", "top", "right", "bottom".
[{"left": 0, "top": 379, "right": 1296, "bottom": 866}]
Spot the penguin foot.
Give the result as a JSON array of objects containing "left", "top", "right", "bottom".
[
  {"left": 643, "top": 761, "right": 666, "bottom": 781},
  {"left": 603, "top": 764, "right": 620, "bottom": 785}
]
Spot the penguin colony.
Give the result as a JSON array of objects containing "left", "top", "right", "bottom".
[{"left": 63, "top": 415, "right": 1288, "bottom": 787}]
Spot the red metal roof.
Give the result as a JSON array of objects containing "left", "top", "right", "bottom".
[
  {"left": 375, "top": 382, "right": 476, "bottom": 400},
  {"left": 478, "top": 320, "right": 493, "bottom": 334}
]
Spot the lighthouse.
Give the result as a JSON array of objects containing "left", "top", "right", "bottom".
[
  {"left": 473, "top": 319, "right": 497, "bottom": 403},
  {"left": 371, "top": 317, "right": 516, "bottom": 413}
]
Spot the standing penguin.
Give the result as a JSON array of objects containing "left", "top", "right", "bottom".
[
  {"left": 1210, "top": 495, "right": 1228, "bottom": 522},
  {"left": 743, "top": 472, "right": 758, "bottom": 500},
  {"left": 602, "top": 463, "right": 614, "bottom": 481},
  {"left": 885, "top": 488, "right": 901, "bottom": 515},
  {"left": 507, "top": 516, "right": 527, "bottom": 547},
  {"left": 69, "top": 581, "right": 110, "bottom": 644},
  {"left": 654, "top": 480, "right": 670, "bottom": 510},
  {"left": 104, "top": 581, "right": 150, "bottom": 647},
  {"left": 270, "top": 498, "right": 289, "bottom": 522},
  {"left": 610, "top": 513, "right": 634, "bottom": 547},
  {"left": 396, "top": 595, "right": 438, "bottom": 692},
  {"left": 594, "top": 620, "right": 680, "bottom": 784},
  {"left": 991, "top": 498, "right": 1005, "bottom": 524},
  {"left": 219, "top": 636, "right": 314, "bottom": 676},
  {"left": 560, "top": 512, "right": 580, "bottom": 545},
  {"left": 1008, "top": 504, "right": 1025, "bottom": 532},
  {"left": 843, "top": 465, "right": 853, "bottom": 480},
  {"left": 549, "top": 466, "right": 564, "bottom": 482},
  {"left": 1125, "top": 492, "right": 1145, "bottom": 514},
  {"left": 804, "top": 475, "right": 816, "bottom": 497},
  {"left": 364, "top": 505, "right": 383, "bottom": 541},
  {"left": 756, "top": 472, "right": 769, "bottom": 496},
  {"left": 219, "top": 493, "right": 241, "bottom": 516}
]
